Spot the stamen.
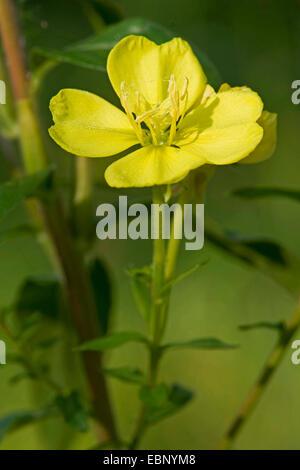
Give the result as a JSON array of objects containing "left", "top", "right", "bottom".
[
  {"left": 168, "top": 74, "right": 179, "bottom": 145},
  {"left": 146, "top": 120, "right": 158, "bottom": 145},
  {"left": 178, "top": 76, "right": 189, "bottom": 127},
  {"left": 168, "top": 74, "right": 179, "bottom": 118},
  {"left": 120, "top": 81, "right": 145, "bottom": 145},
  {"left": 135, "top": 107, "right": 161, "bottom": 123},
  {"left": 120, "top": 76, "right": 190, "bottom": 147}
]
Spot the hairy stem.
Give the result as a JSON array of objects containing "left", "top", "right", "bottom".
[
  {"left": 74, "top": 156, "right": 94, "bottom": 241},
  {"left": 218, "top": 297, "right": 300, "bottom": 450},
  {"left": 0, "top": 0, "right": 116, "bottom": 442},
  {"left": 129, "top": 175, "right": 209, "bottom": 449},
  {"left": 0, "top": 0, "right": 28, "bottom": 100},
  {"left": 150, "top": 186, "right": 167, "bottom": 344},
  {"left": 129, "top": 185, "right": 185, "bottom": 449}
]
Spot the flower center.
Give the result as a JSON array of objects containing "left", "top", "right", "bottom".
[{"left": 120, "top": 75, "right": 189, "bottom": 147}]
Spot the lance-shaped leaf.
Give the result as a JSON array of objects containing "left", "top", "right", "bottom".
[
  {"left": 0, "top": 407, "right": 55, "bottom": 443},
  {"left": 15, "top": 276, "right": 63, "bottom": 320},
  {"left": 55, "top": 390, "right": 88, "bottom": 433},
  {"left": 88, "top": 258, "right": 112, "bottom": 335},
  {"left": 233, "top": 186, "right": 300, "bottom": 203},
  {"left": 33, "top": 17, "right": 221, "bottom": 88},
  {"left": 104, "top": 366, "right": 145, "bottom": 385},
  {"left": 140, "top": 383, "right": 193, "bottom": 425},
  {"left": 161, "top": 260, "right": 208, "bottom": 294},
  {"left": 239, "top": 321, "right": 285, "bottom": 333},
  {"left": 0, "top": 168, "right": 53, "bottom": 221},
  {"left": 205, "top": 220, "right": 300, "bottom": 298},
  {"left": 127, "top": 265, "right": 152, "bottom": 322},
  {"left": 75, "top": 331, "right": 148, "bottom": 351},
  {"left": 161, "top": 337, "right": 237, "bottom": 353}
]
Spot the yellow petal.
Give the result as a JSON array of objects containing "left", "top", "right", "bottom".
[
  {"left": 200, "top": 84, "right": 216, "bottom": 104},
  {"left": 181, "top": 87, "right": 263, "bottom": 131},
  {"left": 49, "top": 88, "right": 138, "bottom": 157},
  {"left": 218, "top": 83, "right": 231, "bottom": 92},
  {"left": 240, "top": 111, "right": 277, "bottom": 164},
  {"left": 105, "top": 145, "right": 205, "bottom": 188},
  {"left": 177, "top": 123, "right": 263, "bottom": 165},
  {"left": 107, "top": 35, "right": 207, "bottom": 114}
]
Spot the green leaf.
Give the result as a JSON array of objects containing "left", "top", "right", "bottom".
[
  {"left": 0, "top": 168, "right": 53, "bottom": 221},
  {"left": 75, "top": 331, "right": 148, "bottom": 351},
  {"left": 15, "top": 276, "right": 63, "bottom": 319},
  {"left": 0, "top": 407, "right": 55, "bottom": 443},
  {"left": 140, "top": 384, "right": 193, "bottom": 425},
  {"left": 104, "top": 366, "right": 145, "bottom": 384},
  {"left": 126, "top": 265, "right": 152, "bottom": 282},
  {"left": 33, "top": 17, "right": 221, "bottom": 87},
  {"left": 140, "top": 383, "right": 169, "bottom": 409},
  {"left": 239, "top": 239, "right": 286, "bottom": 266},
  {"left": 161, "top": 260, "right": 208, "bottom": 294},
  {"left": 131, "top": 276, "right": 152, "bottom": 321},
  {"left": 239, "top": 321, "right": 285, "bottom": 333},
  {"left": 55, "top": 390, "right": 88, "bottom": 433},
  {"left": 162, "top": 337, "right": 237, "bottom": 352},
  {"left": 205, "top": 220, "right": 300, "bottom": 298},
  {"left": 127, "top": 266, "right": 152, "bottom": 322},
  {"left": 89, "top": 258, "right": 112, "bottom": 335},
  {"left": 233, "top": 187, "right": 300, "bottom": 203}
]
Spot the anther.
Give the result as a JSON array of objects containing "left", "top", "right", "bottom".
[
  {"left": 178, "top": 76, "right": 189, "bottom": 127},
  {"left": 120, "top": 81, "right": 145, "bottom": 145}
]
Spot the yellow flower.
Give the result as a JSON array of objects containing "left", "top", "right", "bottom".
[
  {"left": 49, "top": 35, "right": 274, "bottom": 188},
  {"left": 217, "top": 83, "right": 277, "bottom": 164}
]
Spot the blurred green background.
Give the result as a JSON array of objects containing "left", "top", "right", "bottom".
[{"left": 1, "top": 0, "right": 300, "bottom": 449}]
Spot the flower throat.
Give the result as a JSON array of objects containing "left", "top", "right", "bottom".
[{"left": 119, "top": 74, "right": 189, "bottom": 147}]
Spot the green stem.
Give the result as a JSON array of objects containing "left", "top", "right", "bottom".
[
  {"left": 150, "top": 186, "right": 166, "bottom": 344},
  {"left": 129, "top": 173, "right": 211, "bottom": 449},
  {"left": 18, "top": 98, "right": 47, "bottom": 173},
  {"left": 165, "top": 187, "right": 191, "bottom": 282},
  {"left": 0, "top": 46, "right": 18, "bottom": 138},
  {"left": 218, "top": 297, "right": 300, "bottom": 450},
  {"left": 129, "top": 185, "right": 184, "bottom": 449},
  {"left": 0, "top": 0, "right": 117, "bottom": 443},
  {"left": 74, "top": 156, "right": 94, "bottom": 241}
]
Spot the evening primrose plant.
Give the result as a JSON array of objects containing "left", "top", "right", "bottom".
[
  {"left": 49, "top": 35, "right": 276, "bottom": 189},
  {"left": 48, "top": 35, "right": 277, "bottom": 449},
  {"left": 3, "top": 0, "right": 300, "bottom": 453}
]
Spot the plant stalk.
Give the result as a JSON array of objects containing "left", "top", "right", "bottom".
[
  {"left": 0, "top": 0, "right": 116, "bottom": 442},
  {"left": 129, "top": 185, "right": 185, "bottom": 449},
  {"left": 218, "top": 296, "right": 300, "bottom": 450},
  {"left": 129, "top": 173, "right": 210, "bottom": 449}
]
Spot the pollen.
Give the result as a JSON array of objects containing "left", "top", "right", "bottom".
[{"left": 120, "top": 76, "right": 189, "bottom": 147}]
